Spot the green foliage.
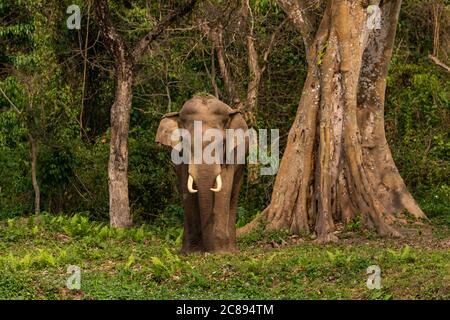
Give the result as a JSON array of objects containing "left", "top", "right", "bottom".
[
  {"left": 266, "top": 228, "right": 290, "bottom": 244},
  {"left": 366, "top": 289, "right": 394, "bottom": 300},
  {"left": 0, "top": 248, "right": 67, "bottom": 270},
  {"left": 317, "top": 42, "right": 328, "bottom": 66},
  {"left": 387, "top": 245, "right": 417, "bottom": 263},
  {"left": 418, "top": 185, "right": 450, "bottom": 222},
  {"left": 326, "top": 249, "right": 355, "bottom": 267},
  {"left": 0, "top": 213, "right": 448, "bottom": 299},
  {"left": 385, "top": 0, "right": 450, "bottom": 220},
  {"left": 386, "top": 60, "right": 450, "bottom": 213},
  {"left": 344, "top": 217, "right": 361, "bottom": 232},
  {"left": 148, "top": 247, "right": 191, "bottom": 282},
  {"left": 237, "top": 222, "right": 267, "bottom": 245}
]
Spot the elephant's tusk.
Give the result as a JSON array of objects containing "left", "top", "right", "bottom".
[
  {"left": 187, "top": 175, "right": 198, "bottom": 193},
  {"left": 210, "top": 174, "right": 222, "bottom": 192}
]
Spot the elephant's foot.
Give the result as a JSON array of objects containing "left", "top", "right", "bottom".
[
  {"left": 210, "top": 248, "right": 239, "bottom": 254},
  {"left": 203, "top": 244, "right": 239, "bottom": 254},
  {"left": 181, "top": 243, "right": 238, "bottom": 254},
  {"left": 180, "top": 244, "right": 205, "bottom": 255}
]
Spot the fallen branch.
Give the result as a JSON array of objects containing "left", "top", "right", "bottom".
[{"left": 429, "top": 54, "right": 450, "bottom": 73}]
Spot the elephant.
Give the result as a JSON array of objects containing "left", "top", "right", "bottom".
[{"left": 156, "top": 95, "right": 248, "bottom": 253}]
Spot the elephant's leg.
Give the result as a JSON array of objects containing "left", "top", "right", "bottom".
[
  {"left": 227, "top": 165, "right": 244, "bottom": 250},
  {"left": 175, "top": 165, "right": 204, "bottom": 253}
]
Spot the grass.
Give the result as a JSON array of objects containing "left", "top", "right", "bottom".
[{"left": 0, "top": 213, "right": 448, "bottom": 300}]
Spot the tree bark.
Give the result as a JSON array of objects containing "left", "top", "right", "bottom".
[
  {"left": 107, "top": 62, "right": 134, "bottom": 228},
  {"left": 28, "top": 134, "right": 40, "bottom": 215},
  {"left": 239, "top": 0, "right": 425, "bottom": 241},
  {"left": 276, "top": 0, "right": 314, "bottom": 50},
  {"left": 95, "top": 0, "right": 133, "bottom": 228}
]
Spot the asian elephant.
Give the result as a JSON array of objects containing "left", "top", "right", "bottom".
[{"left": 156, "top": 95, "right": 248, "bottom": 253}]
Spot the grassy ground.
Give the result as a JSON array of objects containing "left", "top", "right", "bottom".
[{"left": 0, "top": 213, "right": 448, "bottom": 300}]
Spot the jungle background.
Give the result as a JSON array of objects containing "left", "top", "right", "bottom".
[{"left": 0, "top": 0, "right": 449, "bottom": 299}]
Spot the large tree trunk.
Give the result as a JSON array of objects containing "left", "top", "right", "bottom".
[
  {"left": 239, "top": 0, "right": 425, "bottom": 242},
  {"left": 95, "top": 0, "right": 133, "bottom": 228},
  {"left": 108, "top": 62, "right": 133, "bottom": 228}
]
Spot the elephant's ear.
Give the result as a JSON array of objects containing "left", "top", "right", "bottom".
[
  {"left": 156, "top": 112, "right": 180, "bottom": 149},
  {"left": 227, "top": 109, "right": 248, "bottom": 130},
  {"left": 226, "top": 110, "right": 249, "bottom": 158}
]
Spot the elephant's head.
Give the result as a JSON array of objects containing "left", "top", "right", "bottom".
[
  {"left": 155, "top": 95, "right": 248, "bottom": 252},
  {"left": 156, "top": 95, "right": 248, "bottom": 194}
]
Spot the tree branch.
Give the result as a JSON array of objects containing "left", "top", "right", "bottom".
[
  {"left": 0, "top": 86, "right": 22, "bottom": 114},
  {"left": 276, "top": 0, "right": 314, "bottom": 50},
  {"left": 261, "top": 18, "right": 288, "bottom": 74},
  {"left": 96, "top": 0, "right": 197, "bottom": 67},
  {"left": 199, "top": 19, "right": 241, "bottom": 106},
  {"left": 95, "top": 0, "right": 128, "bottom": 66},
  {"left": 132, "top": 0, "right": 198, "bottom": 62}
]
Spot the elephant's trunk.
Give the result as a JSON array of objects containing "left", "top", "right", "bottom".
[{"left": 188, "top": 163, "right": 229, "bottom": 251}]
